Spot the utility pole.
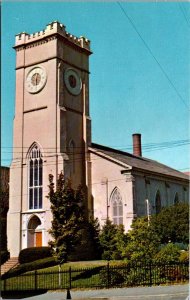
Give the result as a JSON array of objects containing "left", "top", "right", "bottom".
[{"left": 145, "top": 199, "right": 150, "bottom": 226}]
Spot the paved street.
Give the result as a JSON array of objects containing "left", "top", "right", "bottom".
[{"left": 2, "top": 284, "right": 189, "bottom": 300}]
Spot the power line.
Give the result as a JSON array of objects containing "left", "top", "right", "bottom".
[
  {"left": 117, "top": 1, "right": 190, "bottom": 110},
  {"left": 1, "top": 139, "right": 190, "bottom": 172},
  {"left": 1, "top": 139, "right": 190, "bottom": 153},
  {"left": 178, "top": 3, "right": 190, "bottom": 28},
  {"left": 1, "top": 144, "right": 190, "bottom": 165},
  {"left": 1, "top": 140, "right": 190, "bottom": 165},
  {"left": 1, "top": 149, "right": 189, "bottom": 173}
]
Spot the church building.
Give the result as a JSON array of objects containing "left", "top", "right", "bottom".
[{"left": 8, "top": 21, "right": 189, "bottom": 257}]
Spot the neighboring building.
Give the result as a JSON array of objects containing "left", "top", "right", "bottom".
[
  {"left": 7, "top": 21, "right": 189, "bottom": 257},
  {"left": 0, "top": 167, "right": 9, "bottom": 252}
]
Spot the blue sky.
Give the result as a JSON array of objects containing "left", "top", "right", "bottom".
[{"left": 1, "top": 1, "right": 190, "bottom": 171}]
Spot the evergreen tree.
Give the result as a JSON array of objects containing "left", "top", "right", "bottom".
[
  {"left": 99, "top": 220, "right": 117, "bottom": 260},
  {"left": 68, "top": 217, "right": 102, "bottom": 261},
  {"left": 99, "top": 220, "right": 127, "bottom": 260},
  {"left": 123, "top": 217, "right": 160, "bottom": 263},
  {"left": 114, "top": 224, "right": 128, "bottom": 259},
  {"left": 85, "top": 217, "right": 102, "bottom": 259},
  {"left": 47, "top": 173, "right": 84, "bottom": 263}
]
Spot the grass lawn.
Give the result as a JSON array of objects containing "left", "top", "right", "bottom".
[{"left": 38, "top": 260, "right": 123, "bottom": 272}]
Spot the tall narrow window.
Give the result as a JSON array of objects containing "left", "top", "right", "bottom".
[
  {"left": 111, "top": 188, "right": 123, "bottom": 225},
  {"left": 155, "top": 190, "right": 161, "bottom": 214},
  {"left": 69, "top": 140, "right": 75, "bottom": 174},
  {"left": 28, "top": 145, "right": 43, "bottom": 209},
  {"left": 174, "top": 192, "right": 179, "bottom": 204}
]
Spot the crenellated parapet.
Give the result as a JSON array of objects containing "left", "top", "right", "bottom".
[{"left": 15, "top": 21, "right": 91, "bottom": 52}]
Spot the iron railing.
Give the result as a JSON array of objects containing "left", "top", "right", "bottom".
[{"left": 1, "top": 262, "right": 189, "bottom": 291}]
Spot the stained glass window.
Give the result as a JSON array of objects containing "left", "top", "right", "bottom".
[
  {"left": 111, "top": 188, "right": 123, "bottom": 225},
  {"left": 28, "top": 145, "right": 43, "bottom": 209}
]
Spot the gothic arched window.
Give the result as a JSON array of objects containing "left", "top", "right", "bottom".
[
  {"left": 155, "top": 190, "right": 161, "bottom": 214},
  {"left": 111, "top": 188, "right": 123, "bottom": 225},
  {"left": 174, "top": 192, "right": 179, "bottom": 204},
  {"left": 28, "top": 145, "right": 43, "bottom": 210}
]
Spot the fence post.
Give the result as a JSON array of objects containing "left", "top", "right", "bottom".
[
  {"left": 69, "top": 266, "right": 72, "bottom": 290},
  {"left": 107, "top": 262, "right": 110, "bottom": 289},
  {"left": 4, "top": 278, "right": 6, "bottom": 291},
  {"left": 65, "top": 267, "right": 72, "bottom": 300},
  {"left": 149, "top": 261, "right": 152, "bottom": 287},
  {"left": 59, "top": 264, "right": 61, "bottom": 288},
  {"left": 34, "top": 270, "right": 37, "bottom": 290}
]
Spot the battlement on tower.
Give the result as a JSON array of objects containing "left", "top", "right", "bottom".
[{"left": 15, "top": 21, "right": 91, "bottom": 51}]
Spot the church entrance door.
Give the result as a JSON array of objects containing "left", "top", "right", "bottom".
[
  {"left": 35, "top": 232, "right": 42, "bottom": 247},
  {"left": 27, "top": 215, "right": 42, "bottom": 248}
]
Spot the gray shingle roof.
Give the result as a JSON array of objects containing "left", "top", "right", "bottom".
[{"left": 90, "top": 143, "right": 189, "bottom": 181}]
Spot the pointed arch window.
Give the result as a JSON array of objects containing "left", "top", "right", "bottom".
[
  {"left": 174, "top": 192, "right": 179, "bottom": 204},
  {"left": 155, "top": 190, "right": 161, "bottom": 214},
  {"left": 111, "top": 188, "right": 123, "bottom": 225},
  {"left": 28, "top": 145, "right": 43, "bottom": 210}
]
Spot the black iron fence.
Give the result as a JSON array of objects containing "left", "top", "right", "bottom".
[{"left": 1, "top": 262, "right": 189, "bottom": 291}]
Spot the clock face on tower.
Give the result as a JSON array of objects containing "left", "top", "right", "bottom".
[
  {"left": 64, "top": 68, "right": 82, "bottom": 96},
  {"left": 26, "top": 66, "right": 47, "bottom": 94}
]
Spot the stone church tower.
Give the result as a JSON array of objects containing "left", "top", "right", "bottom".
[{"left": 8, "top": 21, "right": 92, "bottom": 257}]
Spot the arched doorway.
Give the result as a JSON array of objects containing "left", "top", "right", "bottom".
[{"left": 27, "top": 215, "right": 42, "bottom": 247}]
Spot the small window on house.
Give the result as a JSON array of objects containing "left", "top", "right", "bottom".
[
  {"left": 28, "top": 144, "right": 43, "bottom": 210},
  {"left": 155, "top": 190, "right": 161, "bottom": 214},
  {"left": 110, "top": 188, "right": 123, "bottom": 225}
]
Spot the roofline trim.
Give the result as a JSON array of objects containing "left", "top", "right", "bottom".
[
  {"left": 121, "top": 167, "right": 189, "bottom": 183},
  {"left": 91, "top": 142, "right": 145, "bottom": 160},
  {"left": 88, "top": 147, "right": 132, "bottom": 170}
]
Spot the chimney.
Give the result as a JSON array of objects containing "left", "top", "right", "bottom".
[{"left": 132, "top": 133, "right": 142, "bottom": 157}]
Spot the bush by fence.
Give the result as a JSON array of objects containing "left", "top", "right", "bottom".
[
  {"left": 1, "top": 261, "right": 189, "bottom": 292},
  {"left": 19, "top": 247, "right": 52, "bottom": 264}
]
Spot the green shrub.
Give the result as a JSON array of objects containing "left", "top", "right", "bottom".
[
  {"left": 179, "top": 250, "right": 189, "bottom": 262},
  {"left": 99, "top": 268, "right": 125, "bottom": 286},
  {"left": 2, "top": 257, "right": 58, "bottom": 279},
  {"left": 0, "top": 251, "right": 10, "bottom": 265},
  {"left": 154, "top": 243, "right": 180, "bottom": 264},
  {"left": 102, "top": 250, "right": 112, "bottom": 261},
  {"left": 125, "top": 269, "right": 149, "bottom": 286},
  {"left": 19, "top": 247, "right": 52, "bottom": 264}
]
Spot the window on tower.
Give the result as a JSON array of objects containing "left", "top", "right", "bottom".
[
  {"left": 28, "top": 144, "right": 43, "bottom": 210},
  {"left": 69, "top": 140, "right": 75, "bottom": 174}
]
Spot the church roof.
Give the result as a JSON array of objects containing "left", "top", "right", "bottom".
[{"left": 89, "top": 143, "right": 189, "bottom": 182}]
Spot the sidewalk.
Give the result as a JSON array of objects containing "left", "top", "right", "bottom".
[{"left": 2, "top": 284, "right": 189, "bottom": 300}]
